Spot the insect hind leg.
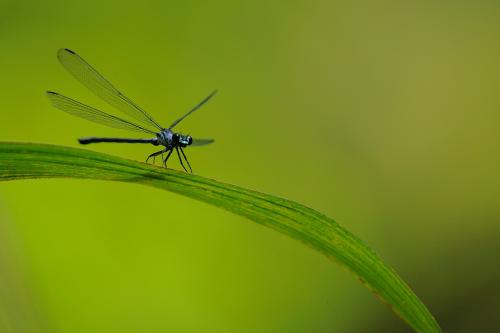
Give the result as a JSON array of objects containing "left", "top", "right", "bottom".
[{"left": 146, "top": 149, "right": 166, "bottom": 165}]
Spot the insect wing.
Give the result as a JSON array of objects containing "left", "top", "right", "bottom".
[
  {"left": 57, "top": 48, "right": 162, "bottom": 130},
  {"left": 47, "top": 91, "right": 157, "bottom": 135},
  {"left": 169, "top": 90, "right": 217, "bottom": 129},
  {"left": 191, "top": 138, "right": 214, "bottom": 146}
]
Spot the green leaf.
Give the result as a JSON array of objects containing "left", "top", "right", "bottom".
[{"left": 0, "top": 142, "right": 441, "bottom": 332}]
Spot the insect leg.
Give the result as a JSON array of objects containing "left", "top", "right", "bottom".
[
  {"left": 146, "top": 150, "right": 165, "bottom": 164},
  {"left": 163, "top": 148, "right": 174, "bottom": 167},
  {"left": 179, "top": 147, "right": 193, "bottom": 173}
]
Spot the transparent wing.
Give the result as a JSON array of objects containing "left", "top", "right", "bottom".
[
  {"left": 57, "top": 48, "right": 163, "bottom": 130},
  {"left": 47, "top": 91, "right": 157, "bottom": 135},
  {"left": 169, "top": 90, "right": 218, "bottom": 129},
  {"left": 191, "top": 138, "right": 214, "bottom": 146}
]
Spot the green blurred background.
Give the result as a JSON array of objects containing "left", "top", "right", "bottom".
[{"left": 1, "top": 0, "right": 499, "bottom": 332}]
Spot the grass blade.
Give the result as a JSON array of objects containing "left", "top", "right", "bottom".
[{"left": 0, "top": 142, "right": 441, "bottom": 332}]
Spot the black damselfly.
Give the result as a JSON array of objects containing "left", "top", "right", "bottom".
[{"left": 47, "top": 48, "right": 216, "bottom": 173}]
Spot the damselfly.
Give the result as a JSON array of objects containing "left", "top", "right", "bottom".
[{"left": 47, "top": 48, "right": 216, "bottom": 173}]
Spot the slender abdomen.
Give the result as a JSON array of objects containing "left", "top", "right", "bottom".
[{"left": 79, "top": 137, "right": 158, "bottom": 145}]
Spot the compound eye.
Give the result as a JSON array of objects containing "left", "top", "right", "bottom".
[
  {"left": 172, "top": 133, "right": 179, "bottom": 143},
  {"left": 188, "top": 136, "right": 193, "bottom": 145}
]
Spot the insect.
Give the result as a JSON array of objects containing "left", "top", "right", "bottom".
[{"left": 46, "top": 48, "right": 216, "bottom": 173}]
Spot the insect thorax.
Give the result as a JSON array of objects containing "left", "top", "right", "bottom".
[{"left": 157, "top": 129, "right": 174, "bottom": 147}]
